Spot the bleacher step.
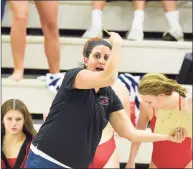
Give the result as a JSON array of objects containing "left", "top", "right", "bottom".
[
  {"left": 2, "top": 78, "right": 55, "bottom": 114},
  {"left": 2, "top": 35, "right": 192, "bottom": 74},
  {"left": 2, "top": 1, "right": 192, "bottom": 33}
]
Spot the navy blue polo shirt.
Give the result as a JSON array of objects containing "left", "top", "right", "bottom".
[{"left": 32, "top": 68, "right": 123, "bottom": 168}]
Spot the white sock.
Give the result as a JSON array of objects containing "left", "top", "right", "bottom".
[
  {"left": 131, "top": 10, "right": 145, "bottom": 31},
  {"left": 165, "top": 10, "right": 182, "bottom": 32},
  {"left": 50, "top": 73, "right": 62, "bottom": 77},
  {"left": 91, "top": 9, "right": 103, "bottom": 30}
]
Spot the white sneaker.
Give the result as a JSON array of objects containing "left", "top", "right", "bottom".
[
  {"left": 82, "top": 28, "right": 103, "bottom": 38},
  {"left": 163, "top": 28, "right": 184, "bottom": 41},
  {"left": 126, "top": 28, "right": 144, "bottom": 41}
]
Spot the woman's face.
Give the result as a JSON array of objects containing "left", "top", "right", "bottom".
[
  {"left": 140, "top": 94, "right": 164, "bottom": 109},
  {"left": 3, "top": 110, "right": 24, "bottom": 135},
  {"left": 84, "top": 45, "right": 111, "bottom": 72}
]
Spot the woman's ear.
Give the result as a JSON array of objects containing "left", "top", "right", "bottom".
[{"left": 83, "top": 57, "right": 88, "bottom": 67}]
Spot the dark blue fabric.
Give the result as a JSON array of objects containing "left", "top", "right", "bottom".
[
  {"left": 1, "top": 0, "right": 6, "bottom": 21},
  {"left": 25, "top": 150, "right": 66, "bottom": 168}
]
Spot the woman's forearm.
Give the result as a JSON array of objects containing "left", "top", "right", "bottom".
[
  {"left": 128, "top": 129, "right": 169, "bottom": 142},
  {"left": 103, "top": 43, "right": 121, "bottom": 80}
]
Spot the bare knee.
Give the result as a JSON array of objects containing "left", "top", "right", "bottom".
[
  {"left": 42, "top": 20, "right": 58, "bottom": 38},
  {"left": 13, "top": 11, "right": 28, "bottom": 23}
]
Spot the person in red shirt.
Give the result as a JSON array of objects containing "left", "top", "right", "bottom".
[
  {"left": 1, "top": 99, "right": 37, "bottom": 169},
  {"left": 127, "top": 73, "right": 192, "bottom": 168}
]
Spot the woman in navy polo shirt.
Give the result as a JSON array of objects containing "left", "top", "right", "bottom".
[{"left": 25, "top": 32, "right": 185, "bottom": 168}]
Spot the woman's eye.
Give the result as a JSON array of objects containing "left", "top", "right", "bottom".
[
  {"left": 16, "top": 118, "right": 22, "bottom": 121},
  {"left": 104, "top": 55, "right": 109, "bottom": 61},
  {"left": 94, "top": 54, "right": 100, "bottom": 59}
]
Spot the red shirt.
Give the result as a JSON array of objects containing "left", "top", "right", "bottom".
[{"left": 7, "top": 158, "right": 17, "bottom": 168}]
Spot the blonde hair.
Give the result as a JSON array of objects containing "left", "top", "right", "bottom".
[
  {"left": 1, "top": 99, "right": 37, "bottom": 136},
  {"left": 139, "top": 73, "right": 187, "bottom": 97}
]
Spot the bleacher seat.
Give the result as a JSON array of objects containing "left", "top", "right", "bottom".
[
  {"left": 2, "top": 35, "right": 192, "bottom": 74},
  {"left": 2, "top": 1, "right": 192, "bottom": 33}
]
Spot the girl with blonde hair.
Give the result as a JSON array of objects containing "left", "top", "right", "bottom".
[{"left": 127, "top": 73, "right": 192, "bottom": 168}]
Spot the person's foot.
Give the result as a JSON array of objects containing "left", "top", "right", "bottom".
[
  {"left": 8, "top": 71, "right": 24, "bottom": 81},
  {"left": 82, "top": 28, "right": 103, "bottom": 38},
  {"left": 126, "top": 28, "right": 144, "bottom": 41},
  {"left": 163, "top": 28, "right": 184, "bottom": 41}
]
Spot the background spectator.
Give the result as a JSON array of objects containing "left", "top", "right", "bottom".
[
  {"left": 8, "top": 1, "right": 60, "bottom": 81},
  {"left": 1, "top": 99, "right": 37, "bottom": 169},
  {"left": 83, "top": 0, "right": 184, "bottom": 41},
  {"left": 127, "top": 0, "right": 184, "bottom": 41}
]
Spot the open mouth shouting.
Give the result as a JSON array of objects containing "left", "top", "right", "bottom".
[{"left": 95, "top": 67, "right": 104, "bottom": 71}]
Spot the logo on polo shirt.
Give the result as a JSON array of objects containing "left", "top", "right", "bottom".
[{"left": 99, "top": 96, "right": 109, "bottom": 105}]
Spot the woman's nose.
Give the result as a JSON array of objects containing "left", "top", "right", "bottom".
[
  {"left": 12, "top": 120, "right": 17, "bottom": 126},
  {"left": 148, "top": 104, "right": 153, "bottom": 108},
  {"left": 99, "top": 58, "right": 105, "bottom": 64}
]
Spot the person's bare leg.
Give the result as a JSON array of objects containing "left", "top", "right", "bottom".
[
  {"left": 185, "top": 160, "right": 192, "bottom": 168},
  {"left": 149, "top": 161, "right": 158, "bottom": 169},
  {"left": 93, "top": 0, "right": 106, "bottom": 10},
  {"left": 35, "top": 1, "right": 60, "bottom": 74},
  {"left": 103, "top": 149, "right": 119, "bottom": 168},
  {"left": 133, "top": 0, "right": 146, "bottom": 10},
  {"left": 82, "top": 1, "right": 105, "bottom": 38},
  {"left": 91, "top": 1, "right": 105, "bottom": 30},
  {"left": 8, "top": 0, "right": 29, "bottom": 81},
  {"left": 162, "top": 0, "right": 183, "bottom": 41},
  {"left": 127, "top": 0, "right": 146, "bottom": 41}
]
